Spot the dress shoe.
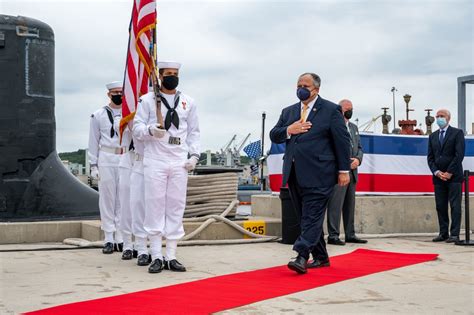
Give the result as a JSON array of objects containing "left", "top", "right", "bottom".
[
  {"left": 446, "top": 236, "right": 459, "bottom": 243},
  {"left": 307, "top": 257, "right": 330, "bottom": 269},
  {"left": 287, "top": 255, "right": 308, "bottom": 274},
  {"left": 114, "top": 243, "right": 123, "bottom": 252},
  {"left": 432, "top": 235, "right": 448, "bottom": 242},
  {"left": 132, "top": 249, "right": 138, "bottom": 258},
  {"left": 328, "top": 238, "right": 345, "bottom": 246},
  {"left": 137, "top": 254, "right": 152, "bottom": 266},
  {"left": 148, "top": 258, "right": 164, "bottom": 273},
  {"left": 121, "top": 249, "right": 133, "bottom": 260},
  {"left": 102, "top": 242, "right": 114, "bottom": 254},
  {"left": 164, "top": 259, "right": 187, "bottom": 272},
  {"left": 345, "top": 237, "right": 368, "bottom": 244}
]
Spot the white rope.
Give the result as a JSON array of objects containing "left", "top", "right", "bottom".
[{"left": 64, "top": 173, "right": 277, "bottom": 247}]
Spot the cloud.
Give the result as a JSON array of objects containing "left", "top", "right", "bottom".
[{"left": 1, "top": 0, "right": 473, "bottom": 153}]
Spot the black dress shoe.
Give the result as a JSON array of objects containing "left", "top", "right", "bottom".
[
  {"left": 137, "top": 254, "right": 152, "bottom": 266},
  {"left": 114, "top": 243, "right": 123, "bottom": 252},
  {"left": 121, "top": 249, "right": 133, "bottom": 260},
  {"left": 148, "top": 258, "right": 164, "bottom": 273},
  {"left": 102, "top": 242, "right": 114, "bottom": 254},
  {"left": 432, "top": 235, "right": 448, "bottom": 242},
  {"left": 164, "top": 259, "right": 187, "bottom": 272},
  {"left": 287, "top": 255, "right": 308, "bottom": 274},
  {"left": 328, "top": 238, "right": 345, "bottom": 246},
  {"left": 345, "top": 237, "right": 368, "bottom": 244},
  {"left": 132, "top": 250, "right": 138, "bottom": 258},
  {"left": 446, "top": 236, "right": 459, "bottom": 243},
  {"left": 307, "top": 257, "right": 330, "bottom": 269}
]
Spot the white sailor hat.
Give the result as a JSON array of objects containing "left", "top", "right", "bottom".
[
  {"left": 157, "top": 61, "right": 181, "bottom": 70},
  {"left": 106, "top": 81, "right": 122, "bottom": 90}
]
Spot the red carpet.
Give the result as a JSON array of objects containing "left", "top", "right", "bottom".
[{"left": 27, "top": 249, "right": 437, "bottom": 315}]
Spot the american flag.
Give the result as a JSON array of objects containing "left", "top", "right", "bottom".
[
  {"left": 120, "top": 0, "right": 157, "bottom": 135},
  {"left": 243, "top": 140, "right": 262, "bottom": 159}
]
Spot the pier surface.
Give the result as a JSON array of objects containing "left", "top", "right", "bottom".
[{"left": 1, "top": 237, "right": 473, "bottom": 314}]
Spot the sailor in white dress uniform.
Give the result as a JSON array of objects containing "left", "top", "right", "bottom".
[
  {"left": 133, "top": 61, "right": 200, "bottom": 273},
  {"left": 130, "top": 136, "right": 151, "bottom": 266},
  {"left": 113, "top": 116, "right": 135, "bottom": 260},
  {"left": 88, "top": 81, "right": 128, "bottom": 254}
]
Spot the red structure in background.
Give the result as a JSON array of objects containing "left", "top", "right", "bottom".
[
  {"left": 399, "top": 119, "right": 418, "bottom": 134},
  {"left": 398, "top": 94, "right": 423, "bottom": 135}
]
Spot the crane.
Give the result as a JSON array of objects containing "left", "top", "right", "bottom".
[
  {"left": 359, "top": 115, "right": 382, "bottom": 132},
  {"left": 216, "top": 134, "right": 236, "bottom": 166},
  {"left": 220, "top": 134, "right": 236, "bottom": 154},
  {"left": 234, "top": 133, "right": 251, "bottom": 153},
  {"left": 232, "top": 133, "right": 251, "bottom": 166}
]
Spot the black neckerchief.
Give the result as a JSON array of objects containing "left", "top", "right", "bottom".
[
  {"left": 160, "top": 91, "right": 181, "bottom": 130},
  {"left": 103, "top": 106, "right": 117, "bottom": 138}
]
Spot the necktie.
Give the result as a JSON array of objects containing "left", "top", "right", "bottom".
[
  {"left": 300, "top": 104, "right": 309, "bottom": 122},
  {"left": 439, "top": 130, "right": 445, "bottom": 145}
]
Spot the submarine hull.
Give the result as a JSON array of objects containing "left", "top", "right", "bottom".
[{"left": 0, "top": 15, "right": 99, "bottom": 221}]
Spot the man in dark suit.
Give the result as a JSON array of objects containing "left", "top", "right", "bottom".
[
  {"left": 270, "top": 73, "right": 351, "bottom": 274},
  {"left": 427, "top": 109, "right": 465, "bottom": 243},
  {"left": 326, "top": 99, "right": 367, "bottom": 245}
]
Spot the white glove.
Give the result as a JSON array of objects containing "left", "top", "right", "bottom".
[
  {"left": 148, "top": 124, "right": 166, "bottom": 138},
  {"left": 184, "top": 156, "right": 199, "bottom": 171},
  {"left": 90, "top": 166, "right": 99, "bottom": 180}
]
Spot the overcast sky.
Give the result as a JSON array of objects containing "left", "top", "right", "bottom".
[{"left": 1, "top": 0, "right": 473, "bottom": 153}]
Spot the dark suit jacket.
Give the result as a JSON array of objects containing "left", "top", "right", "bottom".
[
  {"left": 270, "top": 96, "right": 351, "bottom": 188},
  {"left": 427, "top": 125, "right": 465, "bottom": 184},
  {"left": 348, "top": 121, "right": 363, "bottom": 182}
]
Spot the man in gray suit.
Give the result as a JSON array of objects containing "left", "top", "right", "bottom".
[{"left": 326, "top": 99, "right": 367, "bottom": 245}]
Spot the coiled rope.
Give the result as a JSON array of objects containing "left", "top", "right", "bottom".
[{"left": 64, "top": 172, "right": 278, "bottom": 247}]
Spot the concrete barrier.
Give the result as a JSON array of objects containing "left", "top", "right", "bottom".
[
  {"left": 0, "top": 221, "right": 82, "bottom": 244},
  {"left": 252, "top": 194, "right": 474, "bottom": 234},
  {"left": 81, "top": 220, "right": 103, "bottom": 242},
  {"left": 0, "top": 218, "right": 282, "bottom": 244},
  {"left": 2, "top": 194, "right": 472, "bottom": 244},
  {"left": 252, "top": 194, "right": 282, "bottom": 218}
]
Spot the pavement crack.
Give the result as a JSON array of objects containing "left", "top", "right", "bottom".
[
  {"left": 319, "top": 298, "right": 392, "bottom": 305},
  {"left": 42, "top": 291, "right": 75, "bottom": 297}
]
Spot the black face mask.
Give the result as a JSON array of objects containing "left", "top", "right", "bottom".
[
  {"left": 111, "top": 94, "right": 122, "bottom": 105},
  {"left": 344, "top": 109, "right": 353, "bottom": 119},
  {"left": 162, "top": 75, "right": 179, "bottom": 90}
]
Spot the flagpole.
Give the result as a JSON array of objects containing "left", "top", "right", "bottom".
[
  {"left": 122, "top": 3, "right": 133, "bottom": 91},
  {"left": 118, "top": 5, "right": 134, "bottom": 144},
  {"left": 260, "top": 111, "right": 266, "bottom": 191},
  {"left": 150, "top": 17, "right": 164, "bottom": 129}
]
